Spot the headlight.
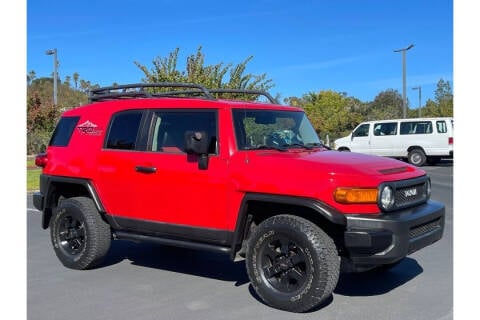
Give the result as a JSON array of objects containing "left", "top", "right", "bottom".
[
  {"left": 426, "top": 178, "right": 431, "bottom": 198},
  {"left": 379, "top": 185, "right": 395, "bottom": 210}
]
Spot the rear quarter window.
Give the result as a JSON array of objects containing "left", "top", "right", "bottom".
[
  {"left": 49, "top": 116, "right": 80, "bottom": 147},
  {"left": 105, "top": 111, "right": 143, "bottom": 150}
]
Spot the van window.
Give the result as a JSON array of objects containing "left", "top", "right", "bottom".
[
  {"left": 400, "top": 121, "right": 433, "bottom": 135},
  {"left": 353, "top": 124, "right": 370, "bottom": 137},
  {"left": 373, "top": 123, "right": 397, "bottom": 136},
  {"left": 436, "top": 121, "right": 447, "bottom": 133}
]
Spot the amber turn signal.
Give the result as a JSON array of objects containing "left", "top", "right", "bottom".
[{"left": 334, "top": 188, "right": 378, "bottom": 204}]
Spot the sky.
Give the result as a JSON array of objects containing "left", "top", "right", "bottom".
[{"left": 26, "top": 0, "right": 453, "bottom": 107}]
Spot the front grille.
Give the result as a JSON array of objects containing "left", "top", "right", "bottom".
[
  {"left": 380, "top": 175, "right": 430, "bottom": 212},
  {"left": 409, "top": 217, "right": 442, "bottom": 239},
  {"left": 395, "top": 183, "right": 427, "bottom": 207}
]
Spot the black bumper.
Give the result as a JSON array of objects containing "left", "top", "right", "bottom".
[{"left": 343, "top": 200, "right": 445, "bottom": 268}]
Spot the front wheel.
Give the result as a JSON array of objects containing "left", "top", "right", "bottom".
[
  {"left": 245, "top": 215, "right": 340, "bottom": 312},
  {"left": 50, "top": 197, "right": 111, "bottom": 270}
]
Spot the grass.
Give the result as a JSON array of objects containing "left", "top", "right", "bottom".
[{"left": 27, "top": 158, "right": 41, "bottom": 192}]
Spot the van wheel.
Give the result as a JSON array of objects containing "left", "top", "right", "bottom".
[
  {"left": 408, "top": 149, "right": 426, "bottom": 166},
  {"left": 245, "top": 215, "right": 340, "bottom": 312},
  {"left": 50, "top": 197, "right": 111, "bottom": 270}
]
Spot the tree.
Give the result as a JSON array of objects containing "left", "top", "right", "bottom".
[
  {"left": 27, "top": 70, "right": 36, "bottom": 85},
  {"left": 73, "top": 72, "right": 79, "bottom": 89},
  {"left": 292, "top": 90, "right": 363, "bottom": 141},
  {"left": 64, "top": 75, "right": 71, "bottom": 88},
  {"left": 134, "top": 46, "right": 274, "bottom": 98},
  {"left": 367, "top": 89, "right": 404, "bottom": 120},
  {"left": 420, "top": 79, "right": 453, "bottom": 117}
]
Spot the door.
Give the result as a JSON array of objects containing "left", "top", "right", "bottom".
[
  {"left": 132, "top": 109, "right": 229, "bottom": 230},
  {"left": 369, "top": 121, "right": 399, "bottom": 156},
  {"left": 350, "top": 123, "right": 371, "bottom": 153}
]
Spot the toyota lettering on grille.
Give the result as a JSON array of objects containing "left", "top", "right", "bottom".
[{"left": 404, "top": 188, "right": 418, "bottom": 197}]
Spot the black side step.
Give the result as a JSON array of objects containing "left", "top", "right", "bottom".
[{"left": 114, "top": 231, "right": 232, "bottom": 255}]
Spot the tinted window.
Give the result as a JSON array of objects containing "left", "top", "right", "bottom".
[
  {"left": 49, "top": 116, "right": 80, "bottom": 147},
  {"left": 400, "top": 121, "right": 433, "bottom": 135},
  {"left": 353, "top": 124, "right": 370, "bottom": 137},
  {"left": 373, "top": 122, "right": 397, "bottom": 136},
  {"left": 106, "top": 111, "right": 143, "bottom": 150},
  {"left": 150, "top": 111, "right": 217, "bottom": 154},
  {"left": 436, "top": 121, "right": 447, "bottom": 133}
]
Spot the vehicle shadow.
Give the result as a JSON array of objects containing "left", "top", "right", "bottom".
[
  {"left": 99, "top": 240, "right": 250, "bottom": 286},
  {"left": 435, "top": 159, "right": 453, "bottom": 167},
  {"left": 101, "top": 241, "right": 423, "bottom": 300},
  {"left": 334, "top": 257, "right": 423, "bottom": 296}
]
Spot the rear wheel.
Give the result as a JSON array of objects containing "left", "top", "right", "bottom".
[
  {"left": 245, "top": 215, "right": 340, "bottom": 312},
  {"left": 408, "top": 148, "right": 426, "bottom": 166},
  {"left": 50, "top": 197, "right": 111, "bottom": 270}
]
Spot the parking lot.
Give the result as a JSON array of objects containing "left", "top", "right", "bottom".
[{"left": 27, "top": 162, "right": 453, "bottom": 320}]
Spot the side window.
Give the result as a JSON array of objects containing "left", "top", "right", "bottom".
[
  {"left": 150, "top": 110, "right": 218, "bottom": 154},
  {"left": 105, "top": 111, "right": 143, "bottom": 150},
  {"left": 373, "top": 122, "right": 397, "bottom": 136},
  {"left": 352, "top": 124, "right": 370, "bottom": 137},
  {"left": 49, "top": 116, "right": 80, "bottom": 147},
  {"left": 400, "top": 121, "right": 433, "bottom": 135},
  {"left": 436, "top": 121, "right": 447, "bottom": 133}
]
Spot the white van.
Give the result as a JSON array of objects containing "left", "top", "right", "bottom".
[{"left": 333, "top": 117, "right": 453, "bottom": 166}]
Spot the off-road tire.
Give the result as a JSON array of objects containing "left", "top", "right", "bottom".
[
  {"left": 50, "top": 197, "right": 111, "bottom": 270},
  {"left": 408, "top": 148, "right": 427, "bottom": 166},
  {"left": 245, "top": 215, "right": 340, "bottom": 313}
]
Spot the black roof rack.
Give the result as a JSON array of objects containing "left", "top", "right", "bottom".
[
  {"left": 88, "top": 83, "right": 278, "bottom": 104},
  {"left": 208, "top": 89, "right": 278, "bottom": 104},
  {"left": 88, "top": 83, "right": 215, "bottom": 103}
]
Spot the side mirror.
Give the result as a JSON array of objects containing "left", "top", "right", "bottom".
[{"left": 184, "top": 131, "right": 209, "bottom": 170}]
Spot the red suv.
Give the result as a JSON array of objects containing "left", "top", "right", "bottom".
[{"left": 34, "top": 83, "right": 445, "bottom": 312}]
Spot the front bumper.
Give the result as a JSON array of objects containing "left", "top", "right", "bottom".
[{"left": 343, "top": 200, "right": 445, "bottom": 269}]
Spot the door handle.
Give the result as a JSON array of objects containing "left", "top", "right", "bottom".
[{"left": 135, "top": 166, "right": 157, "bottom": 174}]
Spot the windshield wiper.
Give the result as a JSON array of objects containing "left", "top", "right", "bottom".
[
  {"left": 280, "top": 143, "right": 314, "bottom": 150},
  {"left": 247, "top": 145, "right": 288, "bottom": 152},
  {"left": 305, "top": 142, "right": 331, "bottom": 150}
]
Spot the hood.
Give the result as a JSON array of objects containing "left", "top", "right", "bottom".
[
  {"left": 234, "top": 149, "right": 424, "bottom": 197},
  {"left": 249, "top": 149, "right": 421, "bottom": 178}
]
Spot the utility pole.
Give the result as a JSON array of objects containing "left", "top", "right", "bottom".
[
  {"left": 45, "top": 48, "right": 58, "bottom": 105},
  {"left": 394, "top": 44, "right": 414, "bottom": 118},
  {"left": 412, "top": 86, "right": 422, "bottom": 117}
]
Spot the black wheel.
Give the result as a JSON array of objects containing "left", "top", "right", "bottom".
[
  {"left": 338, "top": 148, "right": 350, "bottom": 152},
  {"left": 245, "top": 215, "right": 340, "bottom": 313},
  {"left": 408, "top": 148, "right": 426, "bottom": 166},
  {"left": 50, "top": 197, "right": 111, "bottom": 270}
]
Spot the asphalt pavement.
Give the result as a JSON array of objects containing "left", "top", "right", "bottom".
[{"left": 27, "top": 162, "right": 453, "bottom": 320}]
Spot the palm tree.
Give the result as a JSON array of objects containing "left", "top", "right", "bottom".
[{"left": 73, "top": 72, "right": 79, "bottom": 90}]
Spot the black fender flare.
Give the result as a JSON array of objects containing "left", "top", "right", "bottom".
[
  {"left": 229, "top": 193, "right": 347, "bottom": 259},
  {"left": 38, "top": 174, "right": 106, "bottom": 229}
]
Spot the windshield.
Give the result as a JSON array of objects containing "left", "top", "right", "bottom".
[{"left": 232, "top": 109, "right": 321, "bottom": 150}]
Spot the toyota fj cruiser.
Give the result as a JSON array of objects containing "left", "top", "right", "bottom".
[{"left": 33, "top": 83, "right": 445, "bottom": 312}]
